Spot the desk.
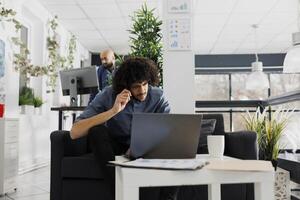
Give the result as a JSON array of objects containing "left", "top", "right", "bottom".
[
  {"left": 115, "top": 155, "right": 275, "bottom": 200},
  {"left": 51, "top": 106, "right": 85, "bottom": 130}
]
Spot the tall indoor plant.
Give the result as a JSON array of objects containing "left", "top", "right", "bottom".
[
  {"left": 243, "top": 107, "right": 293, "bottom": 167},
  {"left": 128, "top": 3, "right": 163, "bottom": 86}
]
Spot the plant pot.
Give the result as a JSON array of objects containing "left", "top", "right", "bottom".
[
  {"left": 0, "top": 104, "right": 4, "bottom": 118},
  {"left": 274, "top": 169, "right": 290, "bottom": 200},
  {"left": 20, "top": 105, "right": 34, "bottom": 115},
  {"left": 34, "top": 107, "right": 42, "bottom": 115}
]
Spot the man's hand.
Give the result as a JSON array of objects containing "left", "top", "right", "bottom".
[{"left": 112, "top": 89, "right": 131, "bottom": 114}]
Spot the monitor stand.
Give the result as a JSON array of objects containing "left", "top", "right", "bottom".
[{"left": 69, "top": 76, "right": 78, "bottom": 107}]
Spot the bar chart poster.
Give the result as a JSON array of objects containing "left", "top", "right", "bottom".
[
  {"left": 168, "top": 18, "right": 191, "bottom": 51},
  {"left": 167, "top": 0, "right": 191, "bottom": 13}
]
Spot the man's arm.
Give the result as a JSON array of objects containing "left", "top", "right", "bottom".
[
  {"left": 156, "top": 94, "right": 171, "bottom": 113},
  {"left": 70, "top": 89, "right": 131, "bottom": 139}
]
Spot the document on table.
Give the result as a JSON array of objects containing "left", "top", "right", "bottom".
[{"left": 109, "top": 158, "right": 209, "bottom": 170}]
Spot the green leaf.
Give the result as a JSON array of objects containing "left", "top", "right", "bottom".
[{"left": 128, "top": 3, "right": 163, "bottom": 86}]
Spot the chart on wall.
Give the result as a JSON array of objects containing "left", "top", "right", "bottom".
[
  {"left": 167, "top": 0, "right": 191, "bottom": 13},
  {"left": 0, "top": 39, "right": 5, "bottom": 104},
  {"left": 168, "top": 18, "right": 191, "bottom": 50}
]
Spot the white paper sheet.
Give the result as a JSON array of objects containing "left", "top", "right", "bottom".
[{"left": 110, "top": 158, "right": 209, "bottom": 170}]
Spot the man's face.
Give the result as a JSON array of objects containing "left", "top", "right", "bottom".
[
  {"left": 130, "top": 81, "right": 149, "bottom": 102},
  {"left": 100, "top": 53, "right": 115, "bottom": 69}
]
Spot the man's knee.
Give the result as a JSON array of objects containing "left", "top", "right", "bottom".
[{"left": 88, "top": 124, "right": 110, "bottom": 142}]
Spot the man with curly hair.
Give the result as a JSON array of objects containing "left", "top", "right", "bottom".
[{"left": 70, "top": 57, "right": 178, "bottom": 200}]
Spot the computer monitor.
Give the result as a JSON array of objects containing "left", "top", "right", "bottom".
[{"left": 60, "top": 66, "right": 99, "bottom": 106}]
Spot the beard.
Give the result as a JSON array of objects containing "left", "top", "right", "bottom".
[{"left": 102, "top": 62, "right": 114, "bottom": 69}]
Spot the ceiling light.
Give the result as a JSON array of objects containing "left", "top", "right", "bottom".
[
  {"left": 283, "top": 0, "right": 300, "bottom": 73},
  {"left": 245, "top": 61, "right": 269, "bottom": 91},
  {"left": 245, "top": 24, "right": 270, "bottom": 91},
  {"left": 283, "top": 32, "right": 300, "bottom": 73}
]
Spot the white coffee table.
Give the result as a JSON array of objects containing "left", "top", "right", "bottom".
[{"left": 115, "top": 154, "right": 274, "bottom": 200}]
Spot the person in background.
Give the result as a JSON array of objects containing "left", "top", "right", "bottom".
[
  {"left": 89, "top": 49, "right": 116, "bottom": 103},
  {"left": 71, "top": 57, "right": 178, "bottom": 200}
]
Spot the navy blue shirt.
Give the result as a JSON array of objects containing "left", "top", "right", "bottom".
[
  {"left": 89, "top": 65, "right": 114, "bottom": 103},
  {"left": 77, "top": 85, "right": 170, "bottom": 145}
]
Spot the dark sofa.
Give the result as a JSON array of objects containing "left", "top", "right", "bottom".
[{"left": 50, "top": 114, "right": 258, "bottom": 200}]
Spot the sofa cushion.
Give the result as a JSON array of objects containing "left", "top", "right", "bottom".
[
  {"left": 197, "top": 119, "right": 217, "bottom": 153},
  {"left": 61, "top": 153, "right": 104, "bottom": 179},
  {"left": 203, "top": 114, "right": 225, "bottom": 135}
]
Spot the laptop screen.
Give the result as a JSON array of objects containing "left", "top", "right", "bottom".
[{"left": 130, "top": 113, "right": 202, "bottom": 159}]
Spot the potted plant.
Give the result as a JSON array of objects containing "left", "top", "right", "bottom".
[
  {"left": 33, "top": 96, "right": 43, "bottom": 115},
  {"left": 19, "top": 86, "right": 35, "bottom": 114},
  {"left": 128, "top": 3, "right": 163, "bottom": 86},
  {"left": 243, "top": 107, "right": 293, "bottom": 168}
]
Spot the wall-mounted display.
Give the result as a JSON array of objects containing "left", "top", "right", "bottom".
[
  {"left": 168, "top": 18, "right": 191, "bottom": 50},
  {"left": 167, "top": 0, "right": 191, "bottom": 13}
]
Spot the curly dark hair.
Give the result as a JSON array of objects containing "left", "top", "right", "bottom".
[{"left": 112, "top": 57, "right": 159, "bottom": 94}]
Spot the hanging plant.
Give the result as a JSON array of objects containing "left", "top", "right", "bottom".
[
  {"left": 129, "top": 3, "right": 163, "bottom": 86},
  {"left": 67, "top": 34, "right": 76, "bottom": 68},
  {"left": 46, "top": 16, "right": 76, "bottom": 92},
  {"left": 0, "top": 2, "right": 47, "bottom": 82},
  {"left": 1, "top": 4, "right": 77, "bottom": 92}
]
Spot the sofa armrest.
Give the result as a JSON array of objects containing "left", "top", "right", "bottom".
[
  {"left": 50, "top": 131, "right": 88, "bottom": 200},
  {"left": 224, "top": 131, "right": 258, "bottom": 160}
]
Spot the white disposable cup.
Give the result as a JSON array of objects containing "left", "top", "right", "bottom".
[{"left": 207, "top": 135, "right": 224, "bottom": 158}]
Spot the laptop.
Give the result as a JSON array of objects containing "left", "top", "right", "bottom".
[{"left": 130, "top": 113, "right": 203, "bottom": 159}]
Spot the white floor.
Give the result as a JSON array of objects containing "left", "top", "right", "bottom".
[{"left": 1, "top": 166, "right": 50, "bottom": 200}]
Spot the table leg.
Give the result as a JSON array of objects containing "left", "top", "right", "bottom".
[
  {"left": 58, "top": 110, "right": 62, "bottom": 130},
  {"left": 208, "top": 184, "right": 221, "bottom": 200},
  {"left": 255, "top": 182, "right": 274, "bottom": 200},
  {"left": 72, "top": 112, "right": 76, "bottom": 124},
  {"left": 116, "top": 167, "right": 122, "bottom": 200},
  {"left": 116, "top": 168, "right": 139, "bottom": 200}
]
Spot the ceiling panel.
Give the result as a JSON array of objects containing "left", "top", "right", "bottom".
[
  {"left": 60, "top": 19, "right": 95, "bottom": 30},
  {"left": 118, "top": 1, "right": 158, "bottom": 17},
  {"left": 72, "top": 30, "right": 102, "bottom": 39},
  {"left": 194, "top": 0, "right": 237, "bottom": 14},
  {"left": 272, "top": 0, "right": 298, "bottom": 12},
  {"left": 260, "top": 12, "right": 297, "bottom": 27},
  {"left": 211, "top": 42, "right": 241, "bottom": 54},
  {"left": 80, "top": 39, "right": 109, "bottom": 52},
  {"left": 76, "top": 0, "right": 112, "bottom": 4},
  {"left": 233, "top": 0, "right": 278, "bottom": 13},
  {"left": 272, "top": 33, "right": 293, "bottom": 43},
  {"left": 92, "top": 18, "right": 127, "bottom": 31},
  {"left": 226, "top": 12, "right": 265, "bottom": 26},
  {"left": 37, "top": 0, "right": 298, "bottom": 54},
  {"left": 46, "top": 5, "right": 86, "bottom": 19},
  {"left": 221, "top": 24, "right": 252, "bottom": 36},
  {"left": 80, "top": 39, "right": 107, "bottom": 46},
  {"left": 110, "top": 45, "right": 130, "bottom": 55},
  {"left": 81, "top": 4, "right": 122, "bottom": 19},
  {"left": 101, "top": 30, "right": 129, "bottom": 38},
  {"left": 194, "top": 14, "right": 230, "bottom": 26},
  {"left": 38, "top": 0, "right": 76, "bottom": 5},
  {"left": 106, "top": 39, "right": 129, "bottom": 47},
  {"left": 217, "top": 34, "right": 248, "bottom": 45},
  {"left": 193, "top": 41, "right": 216, "bottom": 53}
]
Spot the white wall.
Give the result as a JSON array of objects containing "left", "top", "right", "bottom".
[
  {"left": 1, "top": 0, "right": 89, "bottom": 173},
  {"left": 162, "top": 0, "right": 195, "bottom": 114}
]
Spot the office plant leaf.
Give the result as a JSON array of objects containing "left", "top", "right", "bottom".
[{"left": 129, "top": 3, "right": 163, "bottom": 86}]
